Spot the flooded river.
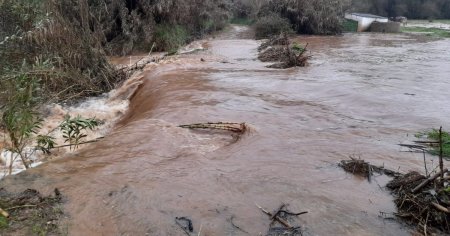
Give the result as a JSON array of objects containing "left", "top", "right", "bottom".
[{"left": 2, "top": 26, "right": 450, "bottom": 235}]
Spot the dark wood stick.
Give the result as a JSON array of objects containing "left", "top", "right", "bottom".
[
  {"left": 255, "top": 203, "right": 292, "bottom": 228},
  {"left": 412, "top": 168, "right": 448, "bottom": 193},
  {"left": 432, "top": 202, "right": 450, "bottom": 213},
  {"left": 439, "top": 127, "right": 444, "bottom": 182},
  {"left": 230, "top": 216, "right": 249, "bottom": 234},
  {"left": 271, "top": 204, "right": 286, "bottom": 221}
]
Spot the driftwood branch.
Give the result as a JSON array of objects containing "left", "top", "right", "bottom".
[
  {"left": 431, "top": 202, "right": 450, "bottom": 213},
  {"left": 230, "top": 216, "right": 249, "bottom": 234},
  {"left": 255, "top": 203, "right": 292, "bottom": 228},
  {"left": 439, "top": 127, "right": 444, "bottom": 182},
  {"left": 179, "top": 122, "right": 247, "bottom": 134},
  {"left": 411, "top": 168, "right": 448, "bottom": 193},
  {"left": 50, "top": 137, "right": 104, "bottom": 149}
]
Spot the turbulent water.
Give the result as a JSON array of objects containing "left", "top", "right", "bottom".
[{"left": 2, "top": 26, "right": 450, "bottom": 235}]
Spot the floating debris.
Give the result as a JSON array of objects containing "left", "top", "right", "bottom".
[
  {"left": 179, "top": 122, "right": 248, "bottom": 134},
  {"left": 256, "top": 203, "right": 307, "bottom": 236},
  {"left": 258, "top": 33, "right": 311, "bottom": 69},
  {"left": 175, "top": 216, "right": 194, "bottom": 235},
  {"left": 339, "top": 156, "right": 401, "bottom": 181},
  {"left": 387, "top": 169, "right": 450, "bottom": 235}
]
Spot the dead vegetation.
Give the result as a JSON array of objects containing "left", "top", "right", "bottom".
[
  {"left": 179, "top": 122, "right": 248, "bottom": 134},
  {"left": 0, "top": 188, "right": 64, "bottom": 235},
  {"left": 258, "top": 33, "right": 311, "bottom": 69},
  {"left": 387, "top": 170, "right": 450, "bottom": 234},
  {"left": 256, "top": 203, "right": 307, "bottom": 236},
  {"left": 339, "top": 156, "right": 402, "bottom": 180},
  {"left": 340, "top": 128, "right": 450, "bottom": 235}
]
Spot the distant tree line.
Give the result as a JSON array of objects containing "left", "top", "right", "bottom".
[
  {"left": 233, "top": 0, "right": 351, "bottom": 35},
  {"left": 351, "top": 0, "right": 450, "bottom": 19}
]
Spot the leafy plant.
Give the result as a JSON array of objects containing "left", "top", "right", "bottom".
[
  {"left": 60, "top": 115, "right": 99, "bottom": 150},
  {"left": 416, "top": 129, "right": 450, "bottom": 159},
  {"left": 230, "top": 17, "right": 254, "bottom": 25},
  {"left": 1, "top": 62, "right": 43, "bottom": 170},
  {"left": 254, "top": 13, "right": 292, "bottom": 39},
  {"left": 292, "top": 43, "right": 305, "bottom": 53},
  {"left": 154, "top": 24, "right": 189, "bottom": 54},
  {"left": 35, "top": 135, "right": 56, "bottom": 154},
  {"left": 427, "top": 129, "right": 450, "bottom": 158}
]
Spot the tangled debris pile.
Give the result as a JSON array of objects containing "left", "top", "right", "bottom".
[
  {"left": 256, "top": 203, "right": 307, "bottom": 236},
  {"left": 340, "top": 128, "right": 450, "bottom": 234},
  {"left": 0, "top": 188, "right": 64, "bottom": 235},
  {"left": 258, "top": 33, "right": 311, "bottom": 69},
  {"left": 387, "top": 169, "right": 450, "bottom": 234},
  {"left": 339, "top": 156, "right": 401, "bottom": 180}
]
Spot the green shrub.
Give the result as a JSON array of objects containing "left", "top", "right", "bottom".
[
  {"left": 230, "top": 17, "right": 254, "bottom": 25},
  {"left": 343, "top": 19, "right": 358, "bottom": 32},
  {"left": 291, "top": 43, "right": 305, "bottom": 53},
  {"left": 427, "top": 129, "right": 450, "bottom": 158},
  {"left": 154, "top": 24, "right": 189, "bottom": 54},
  {"left": 254, "top": 14, "right": 292, "bottom": 39}
]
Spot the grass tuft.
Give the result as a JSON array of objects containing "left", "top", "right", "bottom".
[
  {"left": 402, "top": 26, "right": 450, "bottom": 38},
  {"left": 426, "top": 129, "right": 450, "bottom": 158},
  {"left": 154, "top": 24, "right": 189, "bottom": 54},
  {"left": 0, "top": 216, "right": 8, "bottom": 229}
]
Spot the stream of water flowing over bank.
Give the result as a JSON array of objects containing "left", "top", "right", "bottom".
[{"left": 2, "top": 26, "right": 450, "bottom": 235}]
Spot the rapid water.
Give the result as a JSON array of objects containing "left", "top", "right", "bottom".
[{"left": 1, "top": 26, "right": 450, "bottom": 235}]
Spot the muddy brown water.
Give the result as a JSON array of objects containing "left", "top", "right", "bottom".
[{"left": 2, "top": 27, "right": 450, "bottom": 235}]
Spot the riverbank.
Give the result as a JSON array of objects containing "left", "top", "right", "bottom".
[{"left": 402, "top": 20, "right": 450, "bottom": 38}]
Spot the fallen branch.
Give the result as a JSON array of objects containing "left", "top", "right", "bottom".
[
  {"left": 270, "top": 203, "right": 287, "bottom": 226},
  {"left": 49, "top": 137, "right": 104, "bottom": 149},
  {"left": 279, "top": 210, "right": 308, "bottom": 216},
  {"left": 230, "top": 216, "right": 249, "bottom": 234},
  {"left": 411, "top": 168, "right": 448, "bottom": 193},
  {"left": 431, "top": 202, "right": 450, "bottom": 213},
  {"left": 255, "top": 203, "right": 292, "bottom": 228},
  {"left": 6, "top": 204, "right": 37, "bottom": 211},
  {"left": 179, "top": 122, "right": 247, "bottom": 134},
  {"left": 399, "top": 144, "right": 427, "bottom": 150}
]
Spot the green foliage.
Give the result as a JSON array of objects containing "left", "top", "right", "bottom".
[
  {"left": 154, "top": 24, "right": 188, "bottom": 54},
  {"left": 418, "top": 129, "right": 450, "bottom": 159},
  {"left": 1, "top": 60, "right": 45, "bottom": 169},
  {"left": 258, "top": 0, "right": 350, "bottom": 35},
  {"left": 254, "top": 13, "right": 292, "bottom": 39},
  {"left": 60, "top": 115, "right": 99, "bottom": 150},
  {"left": 36, "top": 135, "right": 56, "bottom": 154},
  {"left": 402, "top": 26, "right": 450, "bottom": 38},
  {"left": 0, "top": 216, "right": 8, "bottom": 229},
  {"left": 343, "top": 19, "right": 358, "bottom": 32},
  {"left": 230, "top": 17, "right": 254, "bottom": 25},
  {"left": 291, "top": 43, "right": 305, "bottom": 53},
  {"left": 32, "top": 224, "right": 48, "bottom": 236}
]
